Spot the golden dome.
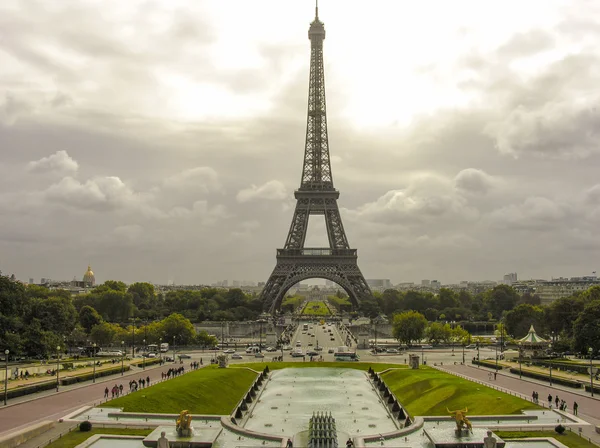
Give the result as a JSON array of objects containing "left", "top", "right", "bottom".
[{"left": 83, "top": 265, "right": 95, "bottom": 285}]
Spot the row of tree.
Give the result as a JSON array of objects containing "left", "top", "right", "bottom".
[{"left": 389, "top": 285, "right": 600, "bottom": 355}]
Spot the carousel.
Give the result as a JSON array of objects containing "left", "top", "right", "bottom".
[{"left": 518, "top": 324, "right": 550, "bottom": 358}]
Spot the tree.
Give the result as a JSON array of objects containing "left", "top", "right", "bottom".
[
  {"left": 439, "top": 288, "right": 459, "bottom": 309},
  {"left": 90, "top": 322, "right": 120, "bottom": 346},
  {"left": 392, "top": 311, "right": 427, "bottom": 345},
  {"left": 160, "top": 313, "right": 196, "bottom": 345},
  {"left": 26, "top": 296, "right": 78, "bottom": 336},
  {"left": 196, "top": 330, "right": 218, "bottom": 347},
  {"left": 128, "top": 282, "right": 155, "bottom": 308},
  {"left": 451, "top": 325, "right": 471, "bottom": 345},
  {"left": 485, "top": 285, "right": 520, "bottom": 319},
  {"left": 79, "top": 305, "right": 103, "bottom": 333},
  {"left": 573, "top": 300, "right": 600, "bottom": 355},
  {"left": 426, "top": 322, "right": 451, "bottom": 345},
  {"left": 544, "top": 296, "right": 585, "bottom": 337},
  {"left": 504, "top": 304, "right": 544, "bottom": 338}
]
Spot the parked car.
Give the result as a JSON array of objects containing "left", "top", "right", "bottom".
[
  {"left": 421, "top": 345, "right": 433, "bottom": 349},
  {"left": 223, "top": 349, "right": 236, "bottom": 354},
  {"left": 328, "top": 348, "right": 335, "bottom": 354},
  {"left": 254, "top": 353, "right": 265, "bottom": 358},
  {"left": 231, "top": 353, "right": 243, "bottom": 360},
  {"left": 386, "top": 348, "right": 399, "bottom": 354},
  {"left": 465, "top": 344, "right": 477, "bottom": 349},
  {"left": 178, "top": 354, "right": 192, "bottom": 359},
  {"left": 307, "top": 350, "right": 318, "bottom": 356},
  {"left": 283, "top": 345, "right": 292, "bottom": 350},
  {"left": 307, "top": 342, "right": 313, "bottom": 346},
  {"left": 265, "top": 346, "right": 277, "bottom": 352}
]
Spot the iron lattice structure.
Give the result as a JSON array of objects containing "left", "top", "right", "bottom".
[{"left": 260, "top": 5, "right": 372, "bottom": 314}]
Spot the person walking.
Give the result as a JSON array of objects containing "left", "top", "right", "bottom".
[
  {"left": 104, "top": 387, "right": 109, "bottom": 398},
  {"left": 573, "top": 401, "right": 578, "bottom": 415},
  {"left": 555, "top": 396, "right": 559, "bottom": 408},
  {"left": 548, "top": 394, "right": 552, "bottom": 407}
]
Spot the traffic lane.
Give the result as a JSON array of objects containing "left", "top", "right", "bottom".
[{"left": 0, "top": 361, "right": 185, "bottom": 435}]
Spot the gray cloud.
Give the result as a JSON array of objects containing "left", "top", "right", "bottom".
[{"left": 2, "top": 1, "right": 600, "bottom": 284}]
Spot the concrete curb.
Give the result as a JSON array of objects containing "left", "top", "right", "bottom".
[{"left": 0, "top": 420, "right": 55, "bottom": 448}]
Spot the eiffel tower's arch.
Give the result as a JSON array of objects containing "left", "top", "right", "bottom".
[{"left": 265, "top": 268, "right": 368, "bottom": 314}]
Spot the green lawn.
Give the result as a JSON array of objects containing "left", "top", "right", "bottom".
[
  {"left": 98, "top": 366, "right": 257, "bottom": 414},
  {"left": 496, "top": 431, "right": 597, "bottom": 448},
  {"left": 302, "top": 301, "right": 331, "bottom": 316},
  {"left": 382, "top": 367, "right": 540, "bottom": 417},
  {"left": 45, "top": 428, "right": 151, "bottom": 448}
]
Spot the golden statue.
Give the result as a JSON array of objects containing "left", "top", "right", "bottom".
[
  {"left": 447, "top": 407, "right": 473, "bottom": 433},
  {"left": 176, "top": 410, "right": 193, "bottom": 436}
]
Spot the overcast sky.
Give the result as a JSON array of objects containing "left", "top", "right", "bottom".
[{"left": 1, "top": 0, "right": 600, "bottom": 286}]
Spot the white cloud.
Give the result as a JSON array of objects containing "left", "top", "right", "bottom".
[
  {"left": 236, "top": 180, "right": 287, "bottom": 203},
  {"left": 43, "top": 176, "right": 149, "bottom": 213},
  {"left": 454, "top": 168, "right": 496, "bottom": 195},
  {"left": 488, "top": 196, "right": 567, "bottom": 230},
  {"left": 485, "top": 102, "right": 600, "bottom": 159},
  {"left": 27, "top": 150, "right": 79, "bottom": 175},
  {"left": 163, "top": 167, "right": 220, "bottom": 193}
]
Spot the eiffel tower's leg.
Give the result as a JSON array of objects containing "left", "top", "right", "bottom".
[
  {"left": 323, "top": 199, "right": 349, "bottom": 250},
  {"left": 284, "top": 199, "right": 310, "bottom": 249}
]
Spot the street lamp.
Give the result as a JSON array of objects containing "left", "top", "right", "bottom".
[
  {"left": 159, "top": 337, "right": 162, "bottom": 363},
  {"left": 130, "top": 317, "right": 137, "bottom": 358},
  {"left": 4, "top": 349, "right": 9, "bottom": 406},
  {"left": 142, "top": 339, "right": 146, "bottom": 370},
  {"left": 462, "top": 343, "right": 465, "bottom": 364},
  {"left": 92, "top": 343, "right": 97, "bottom": 383},
  {"left": 589, "top": 347, "right": 595, "bottom": 397},
  {"left": 121, "top": 341, "right": 124, "bottom": 376},
  {"left": 56, "top": 345, "right": 60, "bottom": 392},
  {"left": 421, "top": 345, "right": 424, "bottom": 366},
  {"left": 518, "top": 346, "right": 523, "bottom": 379},
  {"left": 172, "top": 336, "right": 176, "bottom": 363},
  {"left": 495, "top": 340, "right": 499, "bottom": 373},
  {"left": 477, "top": 342, "right": 480, "bottom": 368},
  {"left": 549, "top": 363, "right": 553, "bottom": 386}
]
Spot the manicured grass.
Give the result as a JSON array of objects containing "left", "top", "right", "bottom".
[
  {"left": 99, "top": 366, "right": 257, "bottom": 414},
  {"left": 236, "top": 362, "right": 405, "bottom": 371},
  {"left": 497, "top": 431, "right": 597, "bottom": 448},
  {"left": 45, "top": 428, "right": 151, "bottom": 448},
  {"left": 302, "top": 301, "right": 331, "bottom": 315},
  {"left": 382, "top": 367, "right": 540, "bottom": 417}
]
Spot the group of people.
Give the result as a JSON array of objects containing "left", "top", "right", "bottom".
[
  {"left": 189, "top": 360, "right": 202, "bottom": 369},
  {"left": 104, "top": 384, "right": 124, "bottom": 398},
  {"left": 161, "top": 366, "right": 185, "bottom": 380},
  {"left": 128, "top": 376, "right": 151, "bottom": 392},
  {"left": 545, "top": 393, "right": 578, "bottom": 414}
]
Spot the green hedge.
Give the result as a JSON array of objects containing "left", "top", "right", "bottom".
[
  {"left": 131, "top": 358, "right": 162, "bottom": 368},
  {"left": 471, "top": 359, "right": 504, "bottom": 369},
  {"left": 584, "top": 384, "right": 600, "bottom": 394},
  {"left": 6, "top": 380, "right": 57, "bottom": 400},
  {"left": 61, "top": 365, "right": 130, "bottom": 385},
  {"left": 507, "top": 368, "right": 582, "bottom": 388},
  {"left": 530, "top": 360, "right": 591, "bottom": 375}
]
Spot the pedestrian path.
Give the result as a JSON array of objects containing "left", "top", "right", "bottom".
[{"left": 439, "top": 363, "right": 600, "bottom": 446}]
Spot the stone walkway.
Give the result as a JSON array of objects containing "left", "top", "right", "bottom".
[{"left": 441, "top": 363, "right": 600, "bottom": 446}]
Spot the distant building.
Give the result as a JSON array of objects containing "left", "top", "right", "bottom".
[
  {"left": 366, "top": 279, "right": 391, "bottom": 290},
  {"left": 503, "top": 273, "right": 518, "bottom": 285},
  {"left": 29, "top": 278, "right": 34, "bottom": 284},
  {"left": 421, "top": 279, "right": 430, "bottom": 286},
  {"left": 430, "top": 280, "right": 441, "bottom": 289},
  {"left": 83, "top": 265, "right": 96, "bottom": 287}
]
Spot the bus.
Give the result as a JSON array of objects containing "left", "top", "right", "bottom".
[
  {"left": 147, "top": 344, "right": 158, "bottom": 354},
  {"left": 334, "top": 352, "right": 359, "bottom": 362},
  {"left": 160, "top": 342, "right": 169, "bottom": 352},
  {"left": 303, "top": 323, "right": 309, "bottom": 331},
  {"left": 334, "top": 346, "right": 359, "bottom": 362}
]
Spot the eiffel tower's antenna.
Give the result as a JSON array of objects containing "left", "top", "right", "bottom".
[{"left": 315, "top": 0, "right": 319, "bottom": 19}]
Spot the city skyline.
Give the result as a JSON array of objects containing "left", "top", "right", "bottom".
[{"left": 1, "top": 1, "right": 600, "bottom": 285}]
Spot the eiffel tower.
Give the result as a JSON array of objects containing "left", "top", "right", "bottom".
[{"left": 260, "top": 2, "right": 372, "bottom": 314}]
